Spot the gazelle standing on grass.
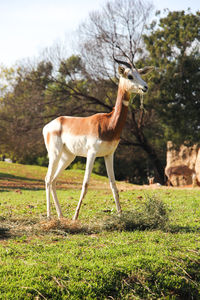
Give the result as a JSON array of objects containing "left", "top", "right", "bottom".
[{"left": 43, "top": 57, "right": 153, "bottom": 220}]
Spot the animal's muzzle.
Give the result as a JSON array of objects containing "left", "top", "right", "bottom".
[{"left": 142, "top": 86, "right": 148, "bottom": 93}]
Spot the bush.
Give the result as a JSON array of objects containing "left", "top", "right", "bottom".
[
  {"left": 101, "top": 195, "right": 169, "bottom": 231},
  {"left": 36, "top": 155, "right": 49, "bottom": 166}
]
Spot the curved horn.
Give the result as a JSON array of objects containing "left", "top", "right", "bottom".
[{"left": 113, "top": 56, "right": 132, "bottom": 69}]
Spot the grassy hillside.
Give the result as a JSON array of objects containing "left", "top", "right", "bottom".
[{"left": 0, "top": 162, "right": 200, "bottom": 299}]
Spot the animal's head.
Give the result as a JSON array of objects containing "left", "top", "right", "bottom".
[{"left": 114, "top": 57, "right": 154, "bottom": 94}]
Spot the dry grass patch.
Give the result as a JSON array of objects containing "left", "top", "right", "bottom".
[{"left": 40, "top": 218, "right": 91, "bottom": 234}]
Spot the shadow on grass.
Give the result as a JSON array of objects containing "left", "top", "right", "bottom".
[
  {"left": 0, "top": 172, "right": 80, "bottom": 191},
  {"left": 0, "top": 172, "right": 43, "bottom": 182},
  {"left": 169, "top": 225, "right": 200, "bottom": 234},
  {"left": 0, "top": 172, "right": 44, "bottom": 191},
  {"left": 0, "top": 227, "right": 10, "bottom": 240},
  {"left": 0, "top": 186, "right": 44, "bottom": 192}
]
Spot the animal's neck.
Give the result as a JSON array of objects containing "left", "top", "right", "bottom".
[
  {"left": 108, "top": 85, "right": 130, "bottom": 139},
  {"left": 116, "top": 86, "right": 130, "bottom": 107}
]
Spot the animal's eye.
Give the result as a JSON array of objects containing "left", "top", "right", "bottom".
[{"left": 128, "top": 74, "right": 133, "bottom": 80}]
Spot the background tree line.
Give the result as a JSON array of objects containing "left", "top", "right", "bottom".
[{"left": 0, "top": 0, "right": 199, "bottom": 184}]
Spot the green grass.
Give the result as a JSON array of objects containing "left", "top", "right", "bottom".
[{"left": 0, "top": 162, "right": 200, "bottom": 299}]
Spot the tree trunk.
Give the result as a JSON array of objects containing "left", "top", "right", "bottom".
[
  {"left": 140, "top": 136, "right": 165, "bottom": 185},
  {"left": 131, "top": 111, "right": 166, "bottom": 185}
]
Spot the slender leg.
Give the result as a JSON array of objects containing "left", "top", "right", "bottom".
[
  {"left": 104, "top": 153, "right": 122, "bottom": 214},
  {"left": 45, "top": 138, "right": 63, "bottom": 219},
  {"left": 51, "top": 151, "right": 75, "bottom": 218},
  {"left": 73, "top": 152, "right": 96, "bottom": 220},
  {"left": 45, "top": 155, "right": 61, "bottom": 219},
  {"left": 46, "top": 178, "right": 51, "bottom": 219}
]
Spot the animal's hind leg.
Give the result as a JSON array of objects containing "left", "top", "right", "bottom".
[
  {"left": 45, "top": 138, "right": 63, "bottom": 219},
  {"left": 104, "top": 153, "right": 121, "bottom": 215},
  {"left": 46, "top": 157, "right": 61, "bottom": 219},
  {"left": 51, "top": 150, "right": 75, "bottom": 218}
]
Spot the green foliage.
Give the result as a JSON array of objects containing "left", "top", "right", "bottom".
[
  {"left": 59, "top": 55, "right": 83, "bottom": 78},
  {"left": 36, "top": 155, "right": 49, "bottom": 167},
  {"left": 93, "top": 157, "right": 106, "bottom": 176},
  {"left": 0, "top": 61, "right": 54, "bottom": 162},
  {"left": 71, "top": 157, "right": 86, "bottom": 171},
  {"left": 144, "top": 10, "right": 200, "bottom": 145},
  {"left": 144, "top": 10, "right": 200, "bottom": 65},
  {"left": 0, "top": 9, "right": 200, "bottom": 184}
]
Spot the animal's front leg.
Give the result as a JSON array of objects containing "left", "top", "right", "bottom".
[
  {"left": 73, "top": 152, "right": 96, "bottom": 220},
  {"left": 104, "top": 153, "right": 122, "bottom": 215}
]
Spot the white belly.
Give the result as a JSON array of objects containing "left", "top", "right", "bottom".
[{"left": 62, "top": 133, "right": 119, "bottom": 157}]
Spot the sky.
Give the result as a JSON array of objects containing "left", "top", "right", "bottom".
[{"left": 0, "top": 0, "right": 199, "bottom": 67}]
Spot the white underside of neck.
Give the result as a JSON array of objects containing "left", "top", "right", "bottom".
[{"left": 122, "top": 100, "right": 129, "bottom": 107}]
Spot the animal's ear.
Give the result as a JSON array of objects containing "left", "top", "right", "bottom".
[
  {"left": 138, "top": 66, "right": 154, "bottom": 75},
  {"left": 118, "top": 66, "right": 125, "bottom": 76}
]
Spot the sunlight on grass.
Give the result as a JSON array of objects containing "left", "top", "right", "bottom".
[{"left": 0, "top": 162, "right": 200, "bottom": 299}]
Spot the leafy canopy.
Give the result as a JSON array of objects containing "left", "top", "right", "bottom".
[{"left": 144, "top": 10, "right": 200, "bottom": 145}]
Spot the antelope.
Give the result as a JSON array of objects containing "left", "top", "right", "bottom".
[
  {"left": 165, "top": 165, "right": 197, "bottom": 187},
  {"left": 43, "top": 58, "right": 154, "bottom": 220},
  {"left": 148, "top": 176, "right": 155, "bottom": 185}
]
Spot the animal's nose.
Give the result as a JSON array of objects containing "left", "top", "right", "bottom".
[{"left": 142, "top": 85, "right": 148, "bottom": 92}]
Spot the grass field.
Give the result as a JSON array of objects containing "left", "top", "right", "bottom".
[{"left": 0, "top": 161, "right": 200, "bottom": 299}]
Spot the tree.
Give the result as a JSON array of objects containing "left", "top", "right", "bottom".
[
  {"left": 1, "top": 3, "right": 198, "bottom": 186},
  {"left": 73, "top": 0, "right": 167, "bottom": 184},
  {"left": 1, "top": 0, "right": 162, "bottom": 183},
  {"left": 0, "top": 62, "right": 54, "bottom": 162},
  {"left": 144, "top": 10, "right": 200, "bottom": 146}
]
